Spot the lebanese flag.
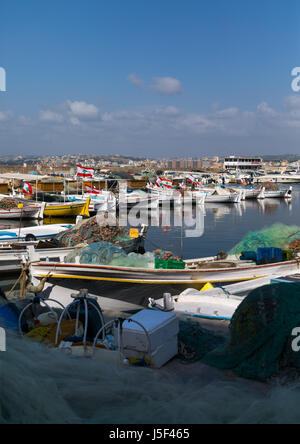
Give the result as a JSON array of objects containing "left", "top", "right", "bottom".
[
  {"left": 161, "top": 178, "right": 173, "bottom": 189},
  {"left": 85, "top": 184, "right": 102, "bottom": 194},
  {"left": 155, "top": 177, "right": 164, "bottom": 188},
  {"left": 187, "top": 175, "right": 200, "bottom": 186},
  {"left": 76, "top": 164, "right": 95, "bottom": 178},
  {"left": 179, "top": 182, "right": 186, "bottom": 189},
  {"left": 23, "top": 182, "right": 33, "bottom": 194}
]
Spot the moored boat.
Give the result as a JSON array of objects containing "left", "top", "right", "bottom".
[
  {"left": 0, "top": 205, "right": 43, "bottom": 220},
  {"left": 43, "top": 199, "right": 91, "bottom": 218},
  {"left": 29, "top": 253, "right": 300, "bottom": 288}
]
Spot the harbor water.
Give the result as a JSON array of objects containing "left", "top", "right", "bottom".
[{"left": 2, "top": 186, "right": 300, "bottom": 424}]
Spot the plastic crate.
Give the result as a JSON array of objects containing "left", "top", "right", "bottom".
[
  {"left": 240, "top": 251, "right": 257, "bottom": 261},
  {"left": 155, "top": 259, "right": 186, "bottom": 270},
  {"left": 257, "top": 247, "right": 282, "bottom": 263}
]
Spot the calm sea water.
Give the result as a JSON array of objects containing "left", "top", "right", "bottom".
[
  {"left": 145, "top": 186, "right": 298, "bottom": 259},
  {"left": 2, "top": 185, "right": 300, "bottom": 424}
]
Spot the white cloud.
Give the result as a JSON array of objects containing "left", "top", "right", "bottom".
[
  {"left": 257, "top": 102, "right": 277, "bottom": 116},
  {"left": 0, "top": 111, "right": 12, "bottom": 122},
  {"left": 284, "top": 95, "right": 300, "bottom": 110},
  {"left": 66, "top": 101, "right": 99, "bottom": 119},
  {"left": 150, "top": 77, "right": 183, "bottom": 95},
  {"left": 128, "top": 74, "right": 183, "bottom": 95},
  {"left": 4, "top": 94, "right": 300, "bottom": 156},
  {"left": 127, "top": 74, "right": 145, "bottom": 89},
  {"left": 40, "top": 110, "right": 64, "bottom": 123},
  {"left": 214, "top": 107, "right": 239, "bottom": 118}
]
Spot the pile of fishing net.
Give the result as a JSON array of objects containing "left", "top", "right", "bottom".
[
  {"left": 0, "top": 198, "right": 19, "bottom": 209},
  {"left": 256, "top": 182, "right": 279, "bottom": 191},
  {"left": 64, "top": 241, "right": 155, "bottom": 268},
  {"left": 55, "top": 216, "right": 137, "bottom": 251},
  {"left": 203, "top": 283, "right": 300, "bottom": 382},
  {"left": 229, "top": 223, "right": 300, "bottom": 255},
  {"left": 178, "top": 319, "right": 226, "bottom": 363}
]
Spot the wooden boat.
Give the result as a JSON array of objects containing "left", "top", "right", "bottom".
[
  {"left": 29, "top": 253, "right": 300, "bottom": 289},
  {"left": 0, "top": 245, "right": 75, "bottom": 276},
  {"left": 43, "top": 198, "right": 90, "bottom": 218},
  {"left": 0, "top": 205, "right": 43, "bottom": 220}
]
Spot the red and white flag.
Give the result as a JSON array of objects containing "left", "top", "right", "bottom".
[
  {"left": 23, "top": 182, "right": 33, "bottom": 194},
  {"left": 76, "top": 164, "right": 95, "bottom": 178},
  {"left": 162, "top": 178, "right": 173, "bottom": 189},
  {"left": 154, "top": 177, "right": 164, "bottom": 188},
  {"left": 155, "top": 177, "right": 173, "bottom": 189},
  {"left": 187, "top": 175, "right": 200, "bottom": 186},
  {"left": 85, "top": 184, "right": 102, "bottom": 194}
]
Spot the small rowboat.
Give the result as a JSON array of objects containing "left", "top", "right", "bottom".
[
  {"left": 0, "top": 205, "right": 42, "bottom": 220},
  {"left": 43, "top": 199, "right": 90, "bottom": 218}
]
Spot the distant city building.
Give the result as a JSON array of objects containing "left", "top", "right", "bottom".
[
  {"left": 166, "top": 159, "right": 202, "bottom": 170},
  {"left": 224, "top": 156, "right": 263, "bottom": 172}
]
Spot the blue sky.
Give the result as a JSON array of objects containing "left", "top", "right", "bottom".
[{"left": 1, "top": 0, "right": 300, "bottom": 157}]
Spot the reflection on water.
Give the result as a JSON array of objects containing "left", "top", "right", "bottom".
[
  {"left": 0, "top": 188, "right": 298, "bottom": 263},
  {"left": 145, "top": 188, "right": 299, "bottom": 259}
]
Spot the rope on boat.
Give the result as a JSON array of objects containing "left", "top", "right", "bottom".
[{"left": 6, "top": 261, "right": 52, "bottom": 300}]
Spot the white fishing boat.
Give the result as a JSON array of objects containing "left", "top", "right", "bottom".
[
  {"left": 29, "top": 251, "right": 300, "bottom": 297},
  {"left": 204, "top": 190, "right": 243, "bottom": 204},
  {"left": 0, "top": 203, "right": 44, "bottom": 220},
  {"left": 150, "top": 271, "right": 299, "bottom": 321},
  {"left": 0, "top": 245, "right": 75, "bottom": 276},
  {"left": 264, "top": 186, "right": 293, "bottom": 199},
  {"left": 119, "top": 191, "right": 159, "bottom": 209},
  {"left": 147, "top": 185, "right": 183, "bottom": 206},
  {"left": 243, "top": 187, "right": 265, "bottom": 200},
  {"left": 0, "top": 223, "right": 73, "bottom": 244},
  {"left": 253, "top": 172, "right": 300, "bottom": 184}
]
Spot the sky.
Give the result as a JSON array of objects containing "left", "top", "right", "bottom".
[{"left": 1, "top": 0, "right": 300, "bottom": 158}]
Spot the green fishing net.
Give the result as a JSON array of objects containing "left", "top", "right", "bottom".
[
  {"left": 178, "top": 319, "right": 226, "bottom": 363},
  {"left": 229, "top": 224, "right": 300, "bottom": 255},
  {"left": 65, "top": 242, "right": 155, "bottom": 268},
  {"left": 203, "top": 283, "right": 300, "bottom": 382}
]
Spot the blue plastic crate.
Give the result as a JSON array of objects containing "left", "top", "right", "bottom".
[
  {"left": 257, "top": 247, "right": 282, "bottom": 263},
  {"left": 240, "top": 251, "right": 257, "bottom": 261}
]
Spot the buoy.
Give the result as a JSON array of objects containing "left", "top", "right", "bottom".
[{"left": 201, "top": 282, "right": 214, "bottom": 291}]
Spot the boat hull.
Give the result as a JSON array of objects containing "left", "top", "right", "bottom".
[
  {"left": 31, "top": 258, "right": 300, "bottom": 285},
  {"left": 43, "top": 201, "right": 89, "bottom": 217},
  {"left": 0, "top": 206, "right": 41, "bottom": 219}
]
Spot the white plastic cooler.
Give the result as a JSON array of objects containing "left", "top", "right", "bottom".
[{"left": 114, "top": 309, "right": 179, "bottom": 368}]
